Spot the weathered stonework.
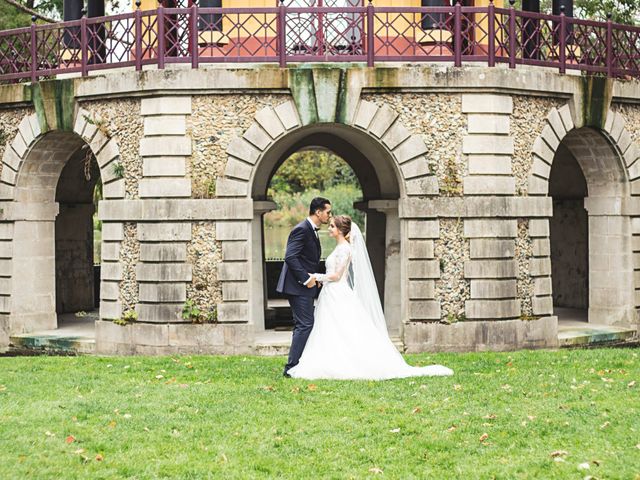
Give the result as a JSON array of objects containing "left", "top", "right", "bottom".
[
  {"left": 613, "top": 103, "right": 640, "bottom": 144},
  {"left": 186, "top": 222, "right": 223, "bottom": 317},
  {"left": 361, "top": 94, "right": 466, "bottom": 196},
  {"left": 0, "top": 107, "right": 33, "bottom": 180},
  {"left": 511, "top": 96, "right": 564, "bottom": 195},
  {"left": 515, "top": 219, "right": 534, "bottom": 317},
  {"left": 4, "top": 64, "right": 640, "bottom": 354},
  {"left": 82, "top": 99, "right": 143, "bottom": 198},
  {"left": 119, "top": 223, "right": 139, "bottom": 312},
  {"left": 190, "top": 94, "right": 288, "bottom": 198},
  {"left": 434, "top": 218, "right": 470, "bottom": 321}
]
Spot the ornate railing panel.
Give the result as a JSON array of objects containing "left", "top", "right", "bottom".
[{"left": 1, "top": 4, "right": 640, "bottom": 83}]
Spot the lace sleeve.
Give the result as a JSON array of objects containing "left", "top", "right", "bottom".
[{"left": 315, "top": 245, "right": 351, "bottom": 283}]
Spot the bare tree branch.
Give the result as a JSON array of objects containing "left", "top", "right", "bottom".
[{"left": 0, "top": 0, "right": 56, "bottom": 23}]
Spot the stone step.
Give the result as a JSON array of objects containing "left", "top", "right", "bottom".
[
  {"left": 558, "top": 324, "right": 637, "bottom": 348},
  {"left": 9, "top": 334, "right": 95, "bottom": 355},
  {"left": 253, "top": 332, "right": 405, "bottom": 356}
]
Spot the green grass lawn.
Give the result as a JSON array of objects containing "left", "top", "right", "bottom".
[{"left": 0, "top": 349, "right": 638, "bottom": 479}]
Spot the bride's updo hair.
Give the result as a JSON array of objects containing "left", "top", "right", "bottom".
[{"left": 333, "top": 215, "right": 352, "bottom": 241}]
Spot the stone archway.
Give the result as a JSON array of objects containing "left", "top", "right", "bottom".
[
  {"left": 527, "top": 105, "right": 638, "bottom": 327},
  {"left": 0, "top": 110, "right": 123, "bottom": 335},
  {"left": 215, "top": 98, "right": 438, "bottom": 340}
]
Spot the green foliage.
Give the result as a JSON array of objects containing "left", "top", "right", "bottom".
[
  {"left": 114, "top": 309, "right": 137, "bottom": 326},
  {"left": 111, "top": 162, "right": 125, "bottom": 179},
  {"left": 182, "top": 299, "right": 217, "bottom": 323},
  {"left": 268, "top": 150, "right": 358, "bottom": 197},
  {"left": 439, "top": 158, "right": 463, "bottom": 197},
  {"left": 265, "top": 184, "right": 364, "bottom": 228},
  {"left": 0, "top": 349, "right": 638, "bottom": 478},
  {"left": 193, "top": 178, "right": 216, "bottom": 199},
  {"left": 0, "top": 2, "right": 31, "bottom": 31},
  {"left": 510, "top": 0, "right": 639, "bottom": 24}
]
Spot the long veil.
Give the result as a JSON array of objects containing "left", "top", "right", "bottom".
[{"left": 349, "top": 223, "right": 390, "bottom": 337}]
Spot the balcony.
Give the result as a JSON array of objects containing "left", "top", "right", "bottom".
[{"left": 0, "top": 3, "right": 639, "bottom": 83}]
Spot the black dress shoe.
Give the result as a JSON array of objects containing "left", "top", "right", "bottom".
[{"left": 283, "top": 371, "right": 291, "bottom": 378}]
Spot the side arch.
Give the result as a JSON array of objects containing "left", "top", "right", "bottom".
[
  {"left": 0, "top": 108, "right": 125, "bottom": 336},
  {"left": 526, "top": 104, "right": 639, "bottom": 326}
]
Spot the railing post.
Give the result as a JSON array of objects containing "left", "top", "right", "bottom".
[
  {"left": 487, "top": 0, "right": 495, "bottom": 67},
  {"left": 191, "top": 1, "right": 199, "bottom": 69},
  {"left": 366, "top": 0, "right": 374, "bottom": 67},
  {"left": 606, "top": 12, "right": 613, "bottom": 78},
  {"left": 135, "top": 0, "right": 142, "bottom": 71},
  {"left": 559, "top": 5, "right": 566, "bottom": 74},
  {"left": 508, "top": 0, "right": 516, "bottom": 68},
  {"left": 277, "top": 0, "right": 286, "bottom": 68},
  {"left": 454, "top": 1, "right": 461, "bottom": 67},
  {"left": 30, "top": 16, "right": 37, "bottom": 83},
  {"left": 158, "top": 2, "right": 166, "bottom": 69},
  {"left": 80, "top": 8, "right": 88, "bottom": 76}
]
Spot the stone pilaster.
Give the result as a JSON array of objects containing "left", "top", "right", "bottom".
[
  {"left": 139, "top": 96, "right": 192, "bottom": 198},
  {"left": 462, "top": 94, "right": 515, "bottom": 196}
]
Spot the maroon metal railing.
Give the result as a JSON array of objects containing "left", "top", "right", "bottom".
[{"left": 1, "top": 3, "right": 639, "bottom": 83}]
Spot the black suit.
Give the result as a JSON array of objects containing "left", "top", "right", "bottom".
[{"left": 277, "top": 219, "right": 321, "bottom": 372}]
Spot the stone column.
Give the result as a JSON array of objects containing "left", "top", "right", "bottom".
[
  {"left": 10, "top": 205, "right": 60, "bottom": 333},
  {"left": 462, "top": 93, "right": 521, "bottom": 322},
  {"left": 369, "top": 200, "right": 402, "bottom": 337},
  {"left": 405, "top": 219, "right": 441, "bottom": 322},
  {"left": 251, "top": 201, "right": 276, "bottom": 333}
]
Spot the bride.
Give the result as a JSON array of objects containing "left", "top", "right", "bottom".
[{"left": 288, "top": 215, "right": 453, "bottom": 380}]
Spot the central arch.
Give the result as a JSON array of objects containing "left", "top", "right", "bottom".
[
  {"left": 251, "top": 123, "right": 403, "bottom": 336},
  {"left": 219, "top": 99, "right": 435, "bottom": 340}
]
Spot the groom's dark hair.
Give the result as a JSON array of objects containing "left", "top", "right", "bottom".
[{"left": 309, "top": 197, "right": 331, "bottom": 215}]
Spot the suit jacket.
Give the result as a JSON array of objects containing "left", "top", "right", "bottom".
[{"left": 276, "top": 219, "right": 321, "bottom": 298}]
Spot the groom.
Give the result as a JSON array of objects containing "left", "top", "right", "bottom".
[{"left": 277, "top": 197, "right": 332, "bottom": 377}]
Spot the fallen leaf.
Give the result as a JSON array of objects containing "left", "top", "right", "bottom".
[
  {"left": 389, "top": 428, "right": 401, "bottom": 433},
  {"left": 155, "top": 375, "right": 164, "bottom": 379},
  {"left": 369, "top": 467, "right": 383, "bottom": 474},
  {"left": 44, "top": 431, "right": 55, "bottom": 437},
  {"left": 412, "top": 407, "right": 422, "bottom": 414},
  {"left": 261, "top": 385, "right": 274, "bottom": 391},
  {"left": 307, "top": 384, "right": 318, "bottom": 391},
  {"left": 628, "top": 381, "right": 636, "bottom": 388},
  {"left": 108, "top": 420, "right": 117, "bottom": 429},
  {"left": 73, "top": 448, "right": 85, "bottom": 455},
  {"left": 483, "top": 414, "right": 497, "bottom": 420},
  {"left": 479, "top": 433, "right": 489, "bottom": 442},
  {"left": 95, "top": 454, "right": 104, "bottom": 462},
  {"left": 123, "top": 414, "right": 132, "bottom": 419},
  {"left": 600, "top": 422, "right": 610, "bottom": 429},
  {"left": 577, "top": 462, "right": 590, "bottom": 470},
  {"left": 453, "top": 384, "right": 462, "bottom": 391},
  {"left": 550, "top": 450, "right": 568, "bottom": 458},
  {"left": 447, "top": 425, "right": 457, "bottom": 432},
  {"left": 65, "top": 435, "right": 75, "bottom": 444},
  {"left": 290, "top": 387, "right": 300, "bottom": 393}
]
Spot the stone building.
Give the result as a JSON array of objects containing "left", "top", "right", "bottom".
[
  {"left": 0, "top": 0, "right": 639, "bottom": 354},
  {"left": 0, "top": 64, "right": 639, "bottom": 354}
]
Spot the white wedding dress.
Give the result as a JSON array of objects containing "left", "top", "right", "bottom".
[{"left": 288, "top": 224, "right": 453, "bottom": 380}]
